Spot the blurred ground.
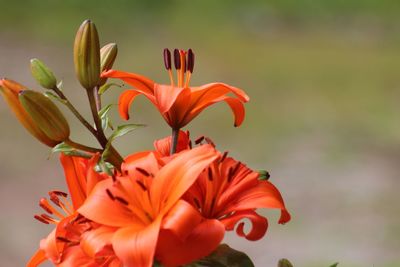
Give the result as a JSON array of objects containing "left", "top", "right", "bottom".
[{"left": 1, "top": 1, "right": 400, "bottom": 266}]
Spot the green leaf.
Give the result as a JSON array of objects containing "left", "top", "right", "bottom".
[
  {"left": 44, "top": 91, "right": 67, "bottom": 105},
  {"left": 258, "top": 170, "right": 270, "bottom": 180},
  {"left": 278, "top": 258, "right": 293, "bottom": 267},
  {"left": 98, "top": 104, "right": 114, "bottom": 131},
  {"left": 98, "top": 82, "right": 121, "bottom": 95},
  {"left": 103, "top": 123, "right": 145, "bottom": 157},
  {"left": 187, "top": 244, "right": 255, "bottom": 267},
  {"left": 50, "top": 142, "right": 91, "bottom": 159},
  {"left": 98, "top": 104, "right": 113, "bottom": 119},
  {"left": 95, "top": 159, "right": 114, "bottom": 175},
  {"left": 330, "top": 263, "right": 339, "bottom": 267}
]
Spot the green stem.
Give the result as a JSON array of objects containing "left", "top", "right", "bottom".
[
  {"left": 170, "top": 128, "right": 180, "bottom": 155},
  {"left": 65, "top": 139, "right": 102, "bottom": 153},
  {"left": 52, "top": 86, "right": 97, "bottom": 137}
]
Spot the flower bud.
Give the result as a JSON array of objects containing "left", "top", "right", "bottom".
[
  {"left": 74, "top": 19, "right": 100, "bottom": 90},
  {"left": 19, "top": 90, "right": 70, "bottom": 143},
  {"left": 278, "top": 259, "right": 293, "bottom": 267},
  {"left": 30, "top": 58, "right": 57, "bottom": 89},
  {"left": 98, "top": 43, "right": 118, "bottom": 86},
  {"left": 0, "top": 79, "right": 58, "bottom": 147}
]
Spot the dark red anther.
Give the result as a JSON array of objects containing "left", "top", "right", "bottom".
[
  {"left": 163, "top": 48, "right": 171, "bottom": 70},
  {"left": 187, "top": 49, "right": 195, "bottom": 73},
  {"left": 136, "top": 167, "right": 150, "bottom": 177},
  {"left": 115, "top": 196, "right": 129, "bottom": 206},
  {"left": 228, "top": 161, "right": 241, "bottom": 182},
  {"left": 105, "top": 189, "right": 115, "bottom": 201},
  {"left": 194, "top": 136, "right": 204, "bottom": 145},
  {"left": 219, "top": 151, "right": 228, "bottom": 163},
  {"left": 193, "top": 197, "right": 201, "bottom": 209},
  {"left": 207, "top": 168, "right": 213, "bottom": 181},
  {"left": 204, "top": 137, "right": 216, "bottom": 147},
  {"left": 136, "top": 180, "right": 148, "bottom": 191},
  {"left": 41, "top": 213, "right": 54, "bottom": 221},
  {"left": 189, "top": 140, "right": 193, "bottom": 149},
  {"left": 49, "top": 194, "right": 62, "bottom": 207},
  {"left": 173, "top": 49, "right": 181, "bottom": 69},
  {"left": 39, "top": 199, "right": 53, "bottom": 214},
  {"left": 34, "top": 215, "right": 49, "bottom": 224},
  {"left": 56, "top": 236, "right": 72, "bottom": 243},
  {"left": 50, "top": 190, "right": 68, "bottom": 197}
]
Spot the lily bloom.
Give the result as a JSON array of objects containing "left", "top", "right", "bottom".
[
  {"left": 102, "top": 48, "right": 249, "bottom": 130},
  {"left": 154, "top": 131, "right": 291, "bottom": 241},
  {"left": 78, "top": 145, "right": 220, "bottom": 267},
  {"left": 28, "top": 154, "right": 120, "bottom": 267}
]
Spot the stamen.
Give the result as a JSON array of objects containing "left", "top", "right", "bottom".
[
  {"left": 49, "top": 193, "right": 61, "bottom": 207},
  {"left": 39, "top": 199, "right": 53, "bottom": 214},
  {"left": 204, "top": 137, "right": 216, "bottom": 147},
  {"left": 193, "top": 197, "right": 201, "bottom": 209},
  {"left": 136, "top": 167, "right": 150, "bottom": 177},
  {"left": 207, "top": 168, "right": 213, "bottom": 181},
  {"left": 136, "top": 180, "right": 148, "bottom": 191},
  {"left": 178, "top": 50, "right": 186, "bottom": 87},
  {"left": 39, "top": 198, "right": 64, "bottom": 219},
  {"left": 163, "top": 48, "right": 171, "bottom": 70},
  {"left": 105, "top": 189, "right": 115, "bottom": 201},
  {"left": 41, "top": 213, "right": 58, "bottom": 224},
  {"left": 219, "top": 151, "right": 229, "bottom": 163},
  {"left": 115, "top": 196, "right": 129, "bottom": 206},
  {"left": 186, "top": 49, "right": 195, "bottom": 73},
  {"left": 189, "top": 140, "right": 193, "bottom": 149},
  {"left": 34, "top": 215, "right": 50, "bottom": 224},
  {"left": 195, "top": 136, "right": 204, "bottom": 144},
  {"left": 50, "top": 190, "right": 68, "bottom": 197},
  {"left": 173, "top": 49, "right": 181, "bottom": 70}
]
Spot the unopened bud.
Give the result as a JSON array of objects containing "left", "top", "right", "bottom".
[
  {"left": 74, "top": 19, "right": 100, "bottom": 90},
  {"left": 0, "top": 79, "right": 58, "bottom": 147},
  {"left": 19, "top": 90, "right": 70, "bottom": 142},
  {"left": 98, "top": 43, "right": 118, "bottom": 86},
  {"left": 278, "top": 259, "right": 294, "bottom": 267},
  {"left": 30, "top": 58, "right": 57, "bottom": 89}
]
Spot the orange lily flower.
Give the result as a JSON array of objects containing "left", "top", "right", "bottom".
[
  {"left": 102, "top": 48, "right": 249, "bottom": 130},
  {"left": 28, "top": 154, "right": 121, "bottom": 267},
  {"left": 0, "top": 78, "right": 58, "bottom": 147},
  {"left": 78, "top": 145, "right": 220, "bottom": 267},
  {"left": 155, "top": 132, "right": 291, "bottom": 241}
]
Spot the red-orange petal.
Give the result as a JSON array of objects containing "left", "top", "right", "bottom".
[
  {"left": 154, "top": 84, "right": 188, "bottom": 114},
  {"left": 60, "top": 154, "right": 87, "bottom": 209},
  {"left": 112, "top": 218, "right": 161, "bottom": 267},
  {"left": 102, "top": 70, "right": 155, "bottom": 96},
  {"left": 156, "top": 218, "right": 225, "bottom": 267},
  {"left": 27, "top": 249, "right": 47, "bottom": 267},
  {"left": 118, "top": 90, "right": 141, "bottom": 120},
  {"left": 80, "top": 226, "right": 116, "bottom": 258},
  {"left": 220, "top": 210, "right": 268, "bottom": 241},
  {"left": 224, "top": 97, "right": 245, "bottom": 127},
  {"left": 153, "top": 131, "right": 190, "bottom": 157},
  {"left": 150, "top": 144, "right": 218, "bottom": 214}
]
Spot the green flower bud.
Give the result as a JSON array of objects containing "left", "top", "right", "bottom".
[
  {"left": 98, "top": 43, "right": 118, "bottom": 86},
  {"left": 19, "top": 90, "right": 70, "bottom": 143},
  {"left": 74, "top": 19, "right": 100, "bottom": 90},
  {"left": 30, "top": 58, "right": 57, "bottom": 89},
  {"left": 278, "top": 259, "right": 294, "bottom": 267}
]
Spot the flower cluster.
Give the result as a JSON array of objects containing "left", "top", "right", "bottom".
[{"left": 0, "top": 20, "right": 290, "bottom": 267}]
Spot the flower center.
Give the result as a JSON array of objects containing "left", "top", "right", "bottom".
[
  {"left": 163, "top": 48, "right": 195, "bottom": 88},
  {"left": 34, "top": 191, "right": 74, "bottom": 224}
]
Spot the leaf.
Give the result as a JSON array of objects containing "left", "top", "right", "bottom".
[
  {"left": 258, "top": 170, "right": 270, "bottom": 181},
  {"left": 187, "top": 244, "right": 255, "bottom": 267},
  {"left": 95, "top": 159, "right": 114, "bottom": 176},
  {"left": 102, "top": 123, "right": 146, "bottom": 156},
  {"left": 98, "top": 82, "right": 121, "bottom": 95},
  {"left": 330, "top": 263, "right": 339, "bottom": 267},
  {"left": 98, "top": 104, "right": 113, "bottom": 119},
  {"left": 50, "top": 142, "right": 91, "bottom": 159},
  {"left": 44, "top": 91, "right": 67, "bottom": 105},
  {"left": 98, "top": 104, "right": 114, "bottom": 131}
]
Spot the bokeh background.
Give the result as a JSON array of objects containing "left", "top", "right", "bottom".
[{"left": 1, "top": 1, "right": 400, "bottom": 266}]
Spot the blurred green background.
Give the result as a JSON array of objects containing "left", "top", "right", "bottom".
[{"left": 1, "top": 0, "right": 400, "bottom": 266}]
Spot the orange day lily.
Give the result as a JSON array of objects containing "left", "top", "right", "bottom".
[
  {"left": 155, "top": 131, "right": 291, "bottom": 242},
  {"left": 78, "top": 145, "right": 220, "bottom": 267},
  {"left": 28, "top": 154, "right": 121, "bottom": 267},
  {"left": 102, "top": 48, "right": 250, "bottom": 130}
]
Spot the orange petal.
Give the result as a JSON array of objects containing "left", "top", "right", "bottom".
[
  {"left": 57, "top": 246, "right": 95, "bottom": 267},
  {"left": 60, "top": 154, "right": 87, "bottom": 209},
  {"left": 150, "top": 144, "right": 219, "bottom": 214},
  {"left": 156, "top": 219, "right": 225, "bottom": 267},
  {"left": 153, "top": 130, "right": 190, "bottom": 157},
  {"left": 85, "top": 153, "right": 108, "bottom": 194},
  {"left": 80, "top": 226, "right": 116, "bottom": 258},
  {"left": 162, "top": 200, "right": 202, "bottom": 241},
  {"left": 112, "top": 218, "right": 161, "bottom": 267},
  {"left": 102, "top": 70, "right": 155, "bottom": 96},
  {"left": 220, "top": 210, "right": 268, "bottom": 241},
  {"left": 193, "top": 82, "right": 250, "bottom": 102},
  {"left": 27, "top": 249, "right": 47, "bottom": 267},
  {"left": 224, "top": 97, "right": 245, "bottom": 127},
  {"left": 118, "top": 90, "right": 141, "bottom": 120},
  {"left": 78, "top": 179, "right": 144, "bottom": 227},
  {"left": 154, "top": 84, "right": 188, "bottom": 114},
  {"left": 224, "top": 180, "right": 291, "bottom": 224}
]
